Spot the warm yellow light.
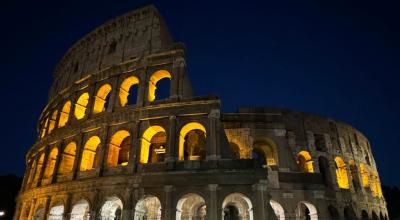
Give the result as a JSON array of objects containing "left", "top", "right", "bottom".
[
  {"left": 80, "top": 136, "right": 101, "bottom": 171},
  {"left": 58, "top": 101, "right": 71, "bottom": 127},
  {"left": 119, "top": 76, "right": 139, "bottom": 107},
  {"left": 74, "top": 93, "right": 89, "bottom": 120},
  {"left": 178, "top": 122, "right": 206, "bottom": 161},
  {"left": 148, "top": 70, "right": 171, "bottom": 102},
  {"left": 359, "top": 163, "right": 369, "bottom": 188},
  {"left": 297, "top": 151, "right": 314, "bottom": 173},
  {"left": 93, "top": 84, "right": 112, "bottom": 114},
  {"left": 335, "top": 157, "right": 350, "bottom": 189},
  {"left": 58, "top": 142, "right": 76, "bottom": 175},
  {"left": 47, "top": 110, "right": 58, "bottom": 134},
  {"left": 33, "top": 153, "right": 45, "bottom": 181},
  {"left": 252, "top": 142, "right": 278, "bottom": 166},
  {"left": 107, "top": 130, "right": 130, "bottom": 167},
  {"left": 141, "top": 126, "right": 166, "bottom": 163},
  {"left": 43, "top": 147, "right": 58, "bottom": 178}
]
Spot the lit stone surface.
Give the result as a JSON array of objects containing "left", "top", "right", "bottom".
[{"left": 14, "top": 5, "right": 388, "bottom": 220}]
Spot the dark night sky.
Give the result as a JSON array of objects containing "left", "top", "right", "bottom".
[{"left": 1, "top": 0, "right": 399, "bottom": 185}]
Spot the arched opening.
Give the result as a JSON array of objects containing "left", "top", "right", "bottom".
[
  {"left": 296, "top": 201, "right": 318, "bottom": 220},
  {"left": 359, "top": 163, "right": 369, "bottom": 188},
  {"left": 318, "top": 156, "right": 334, "bottom": 188},
  {"left": 335, "top": 157, "right": 350, "bottom": 189},
  {"left": 148, "top": 70, "right": 171, "bottom": 102},
  {"left": 43, "top": 147, "right": 58, "bottom": 178},
  {"left": 80, "top": 136, "right": 101, "bottom": 171},
  {"left": 108, "top": 40, "right": 117, "bottom": 54},
  {"left": 48, "top": 110, "right": 58, "bottom": 134},
  {"left": 344, "top": 206, "right": 357, "bottom": 220},
  {"left": 33, "top": 208, "right": 45, "bottom": 220},
  {"left": 33, "top": 153, "right": 45, "bottom": 182},
  {"left": 370, "top": 172, "right": 383, "bottom": 198},
  {"left": 361, "top": 210, "right": 369, "bottom": 220},
  {"left": 176, "top": 193, "right": 206, "bottom": 220},
  {"left": 327, "top": 205, "right": 339, "bottom": 220},
  {"left": 297, "top": 151, "right": 314, "bottom": 173},
  {"left": 134, "top": 196, "right": 162, "bottom": 220},
  {"left": 141, "top": 126, "right": 167, "bottom": 164},
  {"left": 74, "top": 93, "right": 90, "bottom": 120},
  {"left": 372, "top": 211, "right": 379, "bottom": 220},
  {"left": 252, "top": 141, "right": 278, "bottom": 166},
  {"left": 93, "top": 84, "right": 112, "bottom": 114},
  {"left": 70, "top": 199, "right": 90, "bottom": 220},
  {"left": 58, "top": 142, "right": 77, "bottom": 175},
  {"left": 119, "top": 76, "right": 139, "bottom": 107},
  {"left": 49, "top": 204, "right": 64, "bottom": 220},
  {"left": 349, "top": 160, "right": 361, "bottom": 190},
  {"left": 222, "top": 193, "right": 253, "bottom": 220},
  {"left": 229, "top": 142, "right": 241, "bottom": 159},
  {"left": 270, "top": 200, "right": 285, "bottom": 220},
  {"left": 40, "top": 117, "right": 49, "bottom": 138},
  {"left": 100, "top": 196, "right": 123, "bottom": 220},
  {"left": 27, "top": 158, "right": 37, "bottom": 185},
  {"left": 107, "top": 130, "right": 131, "bottom": 167},
  {"left": 59, "top": 101, "right": 71, "bottom": 127},
  {"left": 179, "top": 122, "right": 206, "bottom": 161}
]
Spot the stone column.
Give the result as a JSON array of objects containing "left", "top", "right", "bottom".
[
  {"left": 252, "top": 181, "right": 269, "bottom": 220},
  {"left": 136, "top": 69, "right": 147, "bottom": 107},
  {"left": 98, "top": 124, "right": 110, "bottom": 176},
  {"left": 107, "top": 79, "right": 119, "bottom": 112},
  {"left": 72, "top": 133, "right": 84, "bottom": 180},
  {"left": 27, "top": 199, "right": 36, "bottom": 220},
  {"left": 128, "top": 121, "right": 140, "bottom": 173},
  {"left": 206, "top": 110, "right": 220, "bottom": 161},
  {"left": 63, "top": 193, "right": 72, "bottom": 220},
  {"left": 37, "top": 147, "right": 51, "bottom": 186},
  {"left": 164, "top": 185, "right": 174, "bottom": 220},
  {"left": 43, "top": 196, "right": 51, "bottom": 220},
  {"left": 207, "top": 184, "right": 218, "bottom": 220},
  {"left": 51, "top": 144, "right": 63, "bottom": 183},
  {"left": 166, "top": 116, "right": 177, "bottom": 163}
]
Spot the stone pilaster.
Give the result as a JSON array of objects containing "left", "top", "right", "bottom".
[{"left": 207, "top": 184, "right": 218, "bottom": 220}]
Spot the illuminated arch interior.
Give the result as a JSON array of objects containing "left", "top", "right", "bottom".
[
  {"left": 252, "top": 141, "right": 278, "bottom": 166},
  {"left": 74, "top": 93, "right": 90, "bottom": 120},
  {"left": 335, "top": 157, "right": 350, "bottom": 189},
  {"left": 222, "top": 193, "right": 253, "bottom": 220},
  {"left": 134, "top": 196, "right": 161, "bottom": 220},
  {"left": 359, "top": 163, "right": 369, "bottom": 188},
  {"left": 119, "top": 76, "right": 139, "bottom": 107},
  {"left": 297, "top": 151, "right": 314, "bottom": 173},
  {"left": 48, "top": 110, "right": 58, "bottom": 134},
  {"left": 349, "top": 160, "right": 361, "bottom": 189},
  {"left": 93, "top": 84, "right": 112, "bottom": 114},
  {"left": 44, "top": 147, "right": 58, "bottom": 178},
  {"left": 70, "top": 199, "right": 90, "bottom": 220},
  {"left": 370, "top": 172, "right": 383, "bottom": 197},
  {"left": 296, "top": 201, "right": 318, "bottom": 220},
  {"left": 80, "top": 136, "right": 101, "bottom": 171},
  {"left": 40, "top": 117, "right": 49, "bottom": 138},
  {"left": 176, "top": 193, "right": 206, "bottom": 220},
  {"left": 179, "top": 122, "right": 206, "bottom": 161},
  {"left": 58, "top": 101, "right": 71, "bottom": 127},
  {"left": 58, "top": 142, "right": 77, "bottom": 175},
  {"left": 270, "top": 200, "right": 285, "bottom": 220},
  {"left": 49, "top": 204, "right": 64, "bottom": 220},
  {"left": 101, "top": 197, "right": 123, "bottom": 220},
  {"left": 107, "top": 130, "right": 131, "bottom": 167},
  {"left": 148, "top": 70, "right": 171, "bottom": 102},
  {"left": 140, "top": 126, "right": 167, "bottom": 164}
]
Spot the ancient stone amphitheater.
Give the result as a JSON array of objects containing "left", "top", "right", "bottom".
[{"left": 14, "top": 5, "right": 388, "bottom": 220}]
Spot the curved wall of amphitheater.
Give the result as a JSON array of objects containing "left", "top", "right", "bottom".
[{"left": 14, "top": 5, "right": 388, "bottom": 220}]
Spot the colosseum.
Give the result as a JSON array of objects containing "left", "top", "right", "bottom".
[{"left": 14, "top": 5, "right": 388, "bottom": 220}]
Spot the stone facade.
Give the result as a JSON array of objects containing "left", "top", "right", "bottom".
[{"left": 14, "top": 5, "right": 388, "bottom": 220}]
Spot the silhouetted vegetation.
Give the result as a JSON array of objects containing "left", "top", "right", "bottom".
[
  {"left": 0, "top": 175, "right": 22, "bottom": 220},
  {"left": 383, "top": 185, "right": 400, "bottom": 220}
]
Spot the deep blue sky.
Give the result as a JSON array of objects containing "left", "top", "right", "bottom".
[{"left": 1, "top": 0, "right": 399, "bottom": 185}]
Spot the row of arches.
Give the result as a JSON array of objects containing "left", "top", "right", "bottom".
[
  {"left": 33, "top": 193, "right": 254, "bottom": 220},
  {"left": 27, "top": 122, "right": 207, "bottom": 186},
  {"left": 40, "top": 70, "right": 172, "bottom": 138}
]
